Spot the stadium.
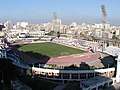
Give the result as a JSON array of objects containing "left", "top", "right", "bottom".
[
  {"left": 0, "top": 37, "right": 119, "bottom": 90},
  {"left": 9, "top": 38, "right": 117, "bottom": 89}
]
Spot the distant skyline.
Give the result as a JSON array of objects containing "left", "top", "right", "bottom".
[{"left": 0, "top": 0, "right": 120, "bottom": 25}]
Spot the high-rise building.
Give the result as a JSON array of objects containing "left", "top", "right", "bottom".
[
  {"left": 4, "top": 20, "right": 13, "bottom": 30},
  {"left": 52, "top": 19, "right": 61, "bottom": 36},
  {"left": 16, "top": 22, "right": 28, "bottom": 29},
  {"left": 0, "top": 25, "right": 5, "bottom": 37}
]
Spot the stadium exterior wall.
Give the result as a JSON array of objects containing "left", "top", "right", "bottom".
[{"left": 32, "top": 67, "right": 115, "bottom": 81}]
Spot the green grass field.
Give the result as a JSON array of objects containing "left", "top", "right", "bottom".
[{"left": 17, "top": 42, "right": 86, "bottom": 58}]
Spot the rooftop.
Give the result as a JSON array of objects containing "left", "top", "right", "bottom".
[{"left": 81, "top": 76, "right": 112, "bottom": 88}]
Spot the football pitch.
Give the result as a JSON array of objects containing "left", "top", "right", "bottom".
[{"left": 17, "top": 42, "right": 86, "bottom": 58}]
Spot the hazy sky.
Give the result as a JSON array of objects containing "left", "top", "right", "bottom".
[{"left": 0, "top": 0, "right": 120, "bottom": 25}]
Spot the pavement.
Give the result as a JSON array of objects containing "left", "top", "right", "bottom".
[
  {"left": 53, "top": 84, "right": 67, "bottom": 90},
  {"left": 105, "top": 83, "right": 120, "bottom": 90}
]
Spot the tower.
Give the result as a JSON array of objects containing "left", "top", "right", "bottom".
[
  {"left": 52, "top": 12, "right": 61, "bottom": 37},
  {"left": 101, "top": 4, "right": 107, "bottom": 39},
  {"left": 53, "top": 12, "right": 57, "bottom": 20},
  {"left": 100, "top": 4, "right": 108, "bottom": 51},
  {"left": 101, "top": 4, "right": 107, "bottom": 23}
]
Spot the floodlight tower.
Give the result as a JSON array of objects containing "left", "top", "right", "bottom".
[
  {"left": 53, "top": 12, "right": 58, "bottom": 37},
  {"left": 101, "top": 4, "right": 107, "bottom": 38},
  {"left": 53, "top": 12, "right": 57, "bottom": 20},
  {"left": 100, "top": 4, "right": 107, "bottom": 51},
  {"left": 52, "top": 12, "right": 61, "bottom": 37},
  {"left": 101, "top": 4, "right": 107, "bottom": 23}
]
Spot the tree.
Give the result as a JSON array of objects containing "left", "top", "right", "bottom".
[
  {"left": 112, "top": 34, "right": 117, "bottom": 39},
  {"left": 46, "top": 31, "right": 54, "bottom": 36},
  {"left": 0, "top": 58, "right": 17, "bottom": 87},
  {"left": 57, "top": 31, "right": 60, "bottom": 38}
]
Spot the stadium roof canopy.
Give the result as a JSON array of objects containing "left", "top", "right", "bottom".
[{"left": 103, "top": 46, "right": 120, "bottom": 56}]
